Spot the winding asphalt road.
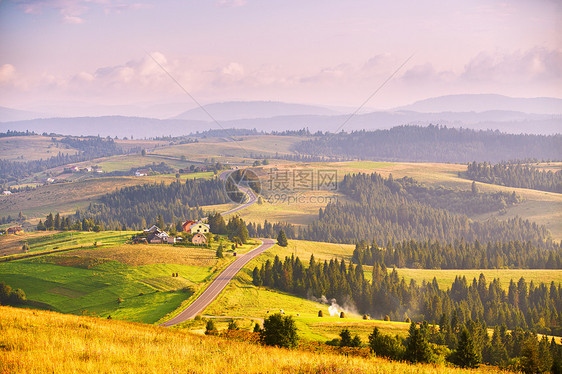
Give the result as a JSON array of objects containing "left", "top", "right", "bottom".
[
  {"left": 160, "top": 169, "right": 269, "bottom": 326},
  {"left": 218, "top": 170, "right": 258, "bottom": 216},
  {"left": 160, "top": 238, "right": 275, "bottom": 326}
]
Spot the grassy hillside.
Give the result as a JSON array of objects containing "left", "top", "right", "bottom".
[
  {"left": 0, "top": 233, "right": 260, "bottom": 322},
  {"left": 0, "top": 135, "right": 80, "bottom": 161},
  {"left": 0, "top": 231, "right": 133, "bottom": 257},
  {"left": 0, "top": 306, "right": 508, "bottom": 373}
]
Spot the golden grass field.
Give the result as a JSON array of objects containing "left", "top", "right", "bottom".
[
  {"left": 393, "top": 268, "right": 562, "bottom": 291},
  {"left": 0, "top": 306, "right": 511, "bottom": 374}
]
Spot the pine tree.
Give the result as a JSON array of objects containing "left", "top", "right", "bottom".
[
  {"left": 451, "top": 328, "right": 481, "bottom": 368},
  {"left": 404, "top": 322, "right": 433, "bottom": 363},
  {"left": 277, "top": 229, "right": 288, "bottom": 247}
]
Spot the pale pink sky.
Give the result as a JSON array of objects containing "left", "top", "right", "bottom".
[{"left": 0, "top": 0, "right": 560, "bottom": 115}]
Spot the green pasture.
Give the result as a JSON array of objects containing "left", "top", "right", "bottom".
[{"left": 0, "top": 255, "right": 217, "bottom": 323}]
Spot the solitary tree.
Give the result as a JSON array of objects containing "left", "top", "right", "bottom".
[
  {"left": 216, "top": 243, "right": 224, "bottom": 259},
  {"left": 277, "top": 230, "right": 288, "bottom": 247},
  {"left": 261, "top": 313, "right": 298, "bottom": 348}
]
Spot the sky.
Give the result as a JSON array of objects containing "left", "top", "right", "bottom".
[{"left": 0, "top": 0, "right": 561, "bottom": 116}]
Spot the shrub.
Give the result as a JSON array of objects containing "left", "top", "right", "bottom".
[
  {"left": 260, "top": 313, "right": 298, "bottom": 348},
  {"left": 205, "top": 320, "right": 218, "bottom": 336}
]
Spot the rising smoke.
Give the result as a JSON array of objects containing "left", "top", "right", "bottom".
[{"left": 308, "top": 294, "right": 358, "bottom": 316}]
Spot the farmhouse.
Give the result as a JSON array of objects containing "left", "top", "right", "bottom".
[
  {"left": 192, "top": 233, "right": 207, "bottom": 245},
  {"left": 182, "top": 220, "right": 197, "bottom": 232},
  {"left": 190, "top": 222, "right": 210, "bottom": 234},
  {"left": 148, "top": 231, "right": 170, "bottom": 244},
  {"left": 7, "top": 226, "right": 23, "bottom": 234},
  {"left": 144, "top": 225, "right": 161, "bottom": 234}
]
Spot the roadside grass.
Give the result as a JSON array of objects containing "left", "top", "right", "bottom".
[
  {"left": 0, "top": 136, "right": 80, "bottom": 161},
  {"left": 391, "top": 268, "right": 562, "bottom": 291},
  {"left": 203, "top": 242, "right": 414, "bottom": 342},
  {"left": 0, "top": 306, "right": 509, "bottom": 374}
]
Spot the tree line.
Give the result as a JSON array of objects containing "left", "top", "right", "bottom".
[
  {"left": 0, "top": 130, "right": 38, "bottom": 137},
  {"left": 352, "top": 238, "right": 562, "bottom": 269},
  {"left": 252, "top": 254, "right": 562, "bottom": 335},
  {"left": 465, "top": 161, "right": 562, "bottom": 194},
  {"left": 368, "top": 319, "right": 562, "bottom": 372},
  {"left": 293, "top": 125, "right": 562, "bottom": 163}
]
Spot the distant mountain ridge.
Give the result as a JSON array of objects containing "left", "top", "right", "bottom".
[
  {"left": 0, "top": 106, "right": 44, "bottom": 122},
  {"left": 397, "top": 94, "right": 562, "bottom": 115},
  {"left": 173, "top": 101, "right": 338, "bottom": 121},
  {"left": 1, "top": 95, "right": 560, "bottom": 137}
]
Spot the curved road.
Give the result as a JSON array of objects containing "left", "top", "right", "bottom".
[
  {"left": 161, "top": 169, "right": 268, "bottom": 326},
  {"left": 218, "top": 169, "right": 258, "bottom": 216},
  {"left": 160, "top": 238, "right": 275, "bottom": 326}
]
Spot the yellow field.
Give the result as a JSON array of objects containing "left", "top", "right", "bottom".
[
  {"left": 393, "top": 268, "right": 562, "bottom": 291},
  {"left": 66, "top": 244, "right": 222, "bottom": 267},
  {"left": 0, "top": 306, "right": 509, "bottom": 373}
]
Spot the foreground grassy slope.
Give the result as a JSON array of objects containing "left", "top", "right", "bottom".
[
  {"left": 0, "top": 306, "right": 508, "bottom": 374},
  {"left": 0, "top": 243, "right": 241, "bottom": 323}
]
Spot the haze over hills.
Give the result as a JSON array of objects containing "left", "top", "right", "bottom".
[
  {"left": 173, "top": 101, "right": 339, "bottom": 121},
  {"left": 0, "top": 106, "right": 44, "bottom": 122},
  {"left": 396, "top": 94, "right": 562, "bottom": 115},
  {"left": 1, "top": 95, "right": 561, "bottom": 137}
]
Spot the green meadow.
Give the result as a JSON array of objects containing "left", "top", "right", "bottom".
[{"left": 0, "top": 253, "right": 218, "bottom": 323}]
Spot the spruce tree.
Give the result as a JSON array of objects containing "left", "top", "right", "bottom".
[
  {"left": 277, "top": 229, "right": 288, "bottom": 247},
  {"left": 451, "top": 328, "right": 481, "bottom": 368}
]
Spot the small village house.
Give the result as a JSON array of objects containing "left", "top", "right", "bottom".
[
  {"left": 7, "top": 226, "right": 23, "bottom": 234},
  {"left": 190, "top": 222, "right": 210, "bottom": 235},
  {"left": 182, "top": 220, "right": 197, "bottom": 232},
  {"left": 192, "top": 233, "right": 207, "bottom": 245}
]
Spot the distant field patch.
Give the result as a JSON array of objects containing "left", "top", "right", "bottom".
[
  {"left": 393, "top": 268, "right": 562, "bottom": 291},
  {"left": 0, "top": 136, "right": 79, "bottom": 161},
  {"left": 68, "top": 244, "right": 220, "bottom": 267},
  {"left": 35, "top": 255, "right": 110, "bottom": 269},
  {"left": 47, "top": 286, "right": 86, "bottom": 298}
]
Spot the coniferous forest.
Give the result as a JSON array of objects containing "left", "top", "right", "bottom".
[
  {"left": 250, "top": 172, "right": 554, "bottom": 249},
  {"left": 252, "top": 254, "right": 562, "bottom": 341},
  {"left": 293, "top": 125, "right": 562, "bottom": 163},
  {"left": 73, "top": 178, "right": 229, "bottom": 230},
  {"left": 465, "top": 161, "right": 562, "bottom": 194}
]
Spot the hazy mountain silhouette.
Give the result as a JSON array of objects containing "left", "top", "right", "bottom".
[
  {"left": 173, "top": 101, "right": 338, "bottom": 121},
  {"left": 396, "top": 94, "right": 562, "bottom": 115}
]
